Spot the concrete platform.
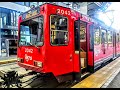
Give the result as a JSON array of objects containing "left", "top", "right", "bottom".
[
  {"left": 0, "top": 55, "right": 16, "bottom": 60},
  {"left": 72, "top": 57, "right": 120, "bottom": 88},
  {"left": 106, "top": 71, "right": 120, "bottom": 88},
  {"left": 102, "top": 68, "right": 120, "bottom": 88},
  {"left": 0, "top": 55, "right": 17, "bottom": 65}
]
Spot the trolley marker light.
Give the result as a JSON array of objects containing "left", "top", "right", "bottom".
[
  {"left": 34, "top": 61, "right": 43, "bottom": 67},
  {"left": 37, "top": 62, "right": 43, "bottom": 67},
  {"left": 17, "top": 58, "right": 23, "bottom": 63},
  {"left": 17, "top": 58, "right": 21, "bottom": 62}
]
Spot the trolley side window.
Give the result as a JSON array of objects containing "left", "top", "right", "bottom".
[
  {"left": 50, "top": 15, "right": 68, "bottom": 46},
  {"left": 119, "top": 33, "right": 120, "bottom": 43},
  {"left": 89, "top": 24, "right": 94, "bottom": 51},
  {"left": 116, "top": 33, "right": 119, "bottom": 43},
  {"left": 107, "top": 31, "right": 112, "bottom": 44},
  {"left": 101, "top": 29, "right": 107, "bottom": 44},
  {"left": 94, "top": 27, "right": 100, "bottom": 45}
]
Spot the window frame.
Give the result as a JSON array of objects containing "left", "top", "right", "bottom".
[{"left": 50, "top": 14, "right": 69, "bottom": 46}]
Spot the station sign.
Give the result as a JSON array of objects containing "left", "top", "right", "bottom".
[{"left": 22, "top": 7, "right": 40, "bottom": 20}]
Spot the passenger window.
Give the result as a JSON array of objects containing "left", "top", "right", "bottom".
[
  {"left": 94, "top": 27, "right": 100, "bottom": 45},
  {"left": 50, "top": 15, "right": 68, "bottom": 46},
  {"left": 89, "top": 24, "right": 94, "bottom": 51},
  {"left": 119, "top": 33, "right": 120, "bottom": 43},
  {"left": 107, "top": 31, "right": 112, "bottom": 44},
  {"left": 80, "top": 23, "right": 86, "bottom": 41},
  {"left": 101, "top": 29, "right": 107, "bottom": 44},
  {"left": 116, "top": 33, "right": 119, "bottom": 43}
]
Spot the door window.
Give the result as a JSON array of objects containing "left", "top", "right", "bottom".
[{"left": 50, "top": 15, "right": 68, "bottom": 46}]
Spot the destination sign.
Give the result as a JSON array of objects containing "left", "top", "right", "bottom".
[{"left": 22, "top": 7, "right": 40, "bottom": 20}]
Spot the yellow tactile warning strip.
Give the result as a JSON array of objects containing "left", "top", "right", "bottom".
[
  {"left": 0, "top": 59, "right": 17, "bottom": 65},
  {"left": 72, "top": 58, "right": 120, "bottom": 88}
]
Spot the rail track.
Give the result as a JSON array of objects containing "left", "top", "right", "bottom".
[
  {"left": 0, "top": 58, "right": 114, "bottom": 88},
  {"left": 0, "top": 62, "right": 76, "bottom": 88},
  {"left": 0, "top": 59, "right": 114, "bottom": 88}
]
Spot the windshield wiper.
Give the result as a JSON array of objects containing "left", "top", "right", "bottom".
[{"left": 27, "top": 42, "right": 39, "bottom": 49}]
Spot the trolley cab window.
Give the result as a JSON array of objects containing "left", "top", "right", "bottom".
[
  {"left": 50, "top": 15, "right": 68, "bottom": 46},
  {"left": 19, "top": 16, "right": 43, "bottom": 46}
]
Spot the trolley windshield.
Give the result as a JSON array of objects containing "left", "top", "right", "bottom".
[{"left": 19, "top": 16, "right": 43, "bottom": 46}]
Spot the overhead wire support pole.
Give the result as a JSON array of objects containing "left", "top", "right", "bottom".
[{"left": 103, "top": 10, "right": 114, "bottom": 29}]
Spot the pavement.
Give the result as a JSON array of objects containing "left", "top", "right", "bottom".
[{"left": 0, "top": 55, "right": 17, "bottom": 60}]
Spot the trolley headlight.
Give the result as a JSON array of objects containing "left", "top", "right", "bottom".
[
  {"left": 17, "top": 58, "right": 21, "bottom": 62},
  {"left": 34, "top": 61, "right": 43, "bottom": 67},
  {"left": 37, "top": 62, "right": 43, "bottom": 67},
  {"left": 17, "top": 58, "right": 24, "bottom": 63}
]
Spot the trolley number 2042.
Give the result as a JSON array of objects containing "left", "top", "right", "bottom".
[{"left": 57, "top": 9, "right": 71, "bottom": 15}]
